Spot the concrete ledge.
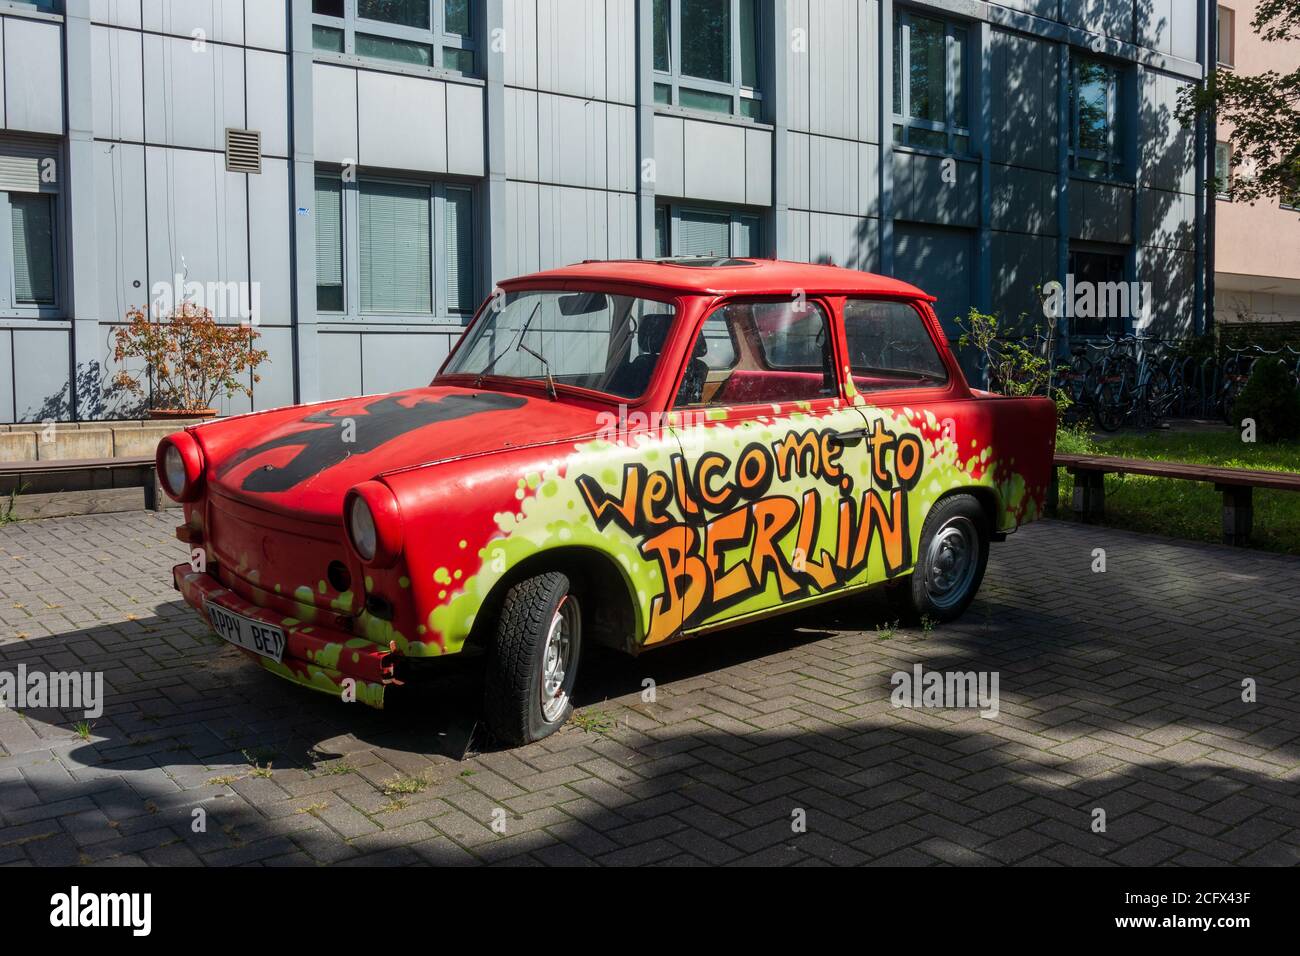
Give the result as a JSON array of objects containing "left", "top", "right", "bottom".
[{"left": 0, "top": 419, "right": 201, "bottom": 463}]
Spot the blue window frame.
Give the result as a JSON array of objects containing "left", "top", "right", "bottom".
[
  {"left": 652, "top": 0, "right": 764, "bottom": 120},
  {"left": 1069, "top": 55, "right": 1127, "bottom": 178},
  {"left": 892, "top": 11, "right": 970, "bottom": 155},
  {"left": 312, "top": 0, "right": 477, "bottom": 75}
]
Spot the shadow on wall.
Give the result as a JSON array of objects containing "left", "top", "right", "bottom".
[{"left": 835, "top": 0, "right": 1198, "bottom": 387}]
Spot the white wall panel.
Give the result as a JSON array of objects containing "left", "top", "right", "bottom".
[
  {"left": 313, "top": 64, "right": 358, "bottom": 164},
  {"left": 357, "top": 70, "right": 446, "bottom": 173},
  {"left": 94, "top": 142, "right": 149, "bottom": 323},
  {"left": 143, "top": 34, "right": 245, "bottom": 150},
  {"left": 4, "top": 18, "right": 65, "bottom": 135},
  {"left": 246, "top": 50, "right": 289, "bottom": 158},
  {"left": 142, "top": 0, "right": 244, "bottom": 46},
  {"left": 92, "top": 25, "right": 145, "bottom": 142},
  {"left": 248, "top": 158, "right": 292, "bottom": 324}
]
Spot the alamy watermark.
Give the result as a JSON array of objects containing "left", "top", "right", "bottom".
[
  {"left": 0, "top": 664, "right": 104, "bottom": 719},
  {"left": 890, "top": 664, "right": 1000, "bottom": 718},
  {"left": 1041, "top": 275, "right": 1153, "bottom": 329}
]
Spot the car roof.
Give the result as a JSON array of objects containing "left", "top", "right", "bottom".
[{"left": 499, "top": 257, "right": 936, "bottom": 302}]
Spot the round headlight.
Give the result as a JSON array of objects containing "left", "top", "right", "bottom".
[
  {"left": 156, "top": 432, "right": 204, "bottom": 502},
  {"left": 163, "top": 444, "right": 187, "bottom": 498},
  {"left": 348, "top": 495, "right": 378, "bottom": 562}
]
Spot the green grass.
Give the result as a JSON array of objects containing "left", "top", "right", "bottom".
[{"left": 1054, "top": 424, "right": 1300, "bottom": 554}]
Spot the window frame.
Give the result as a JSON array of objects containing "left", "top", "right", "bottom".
[
  {"left": 652, "top": 0, "right": 765, "bottom": 121},
  {"left": 314, "top": 166, "right": 479, "bottom": 323},
  {"left": 1066, "top": 247, "right": 1130, "bottom": 339},
  {"left": 0, "top": 189, "right": 63, "bottom": 320},
  {"left": 311, "top": 0, "right": 478, "bottom": 76},
  {"left": 1214, "top": 141, "right": 1233, "bottom": 201},
  {"left": 1216, "top": 5, "right": 1235, "bottom": 68},
  {"left": 1069, "top": 54, "right": 1127, "bottom": 180},
  {"left": 891, "top": 9, "right": 972, "bottom": 156},
  {"left": 673, "top": 296, "right": 843, "bottom": 411},
  {"left": 841, "top": 297, "right": 951, "bottom": 394},
  {"left": 655, "top": 203, "right": 765, "bottom": 259}
]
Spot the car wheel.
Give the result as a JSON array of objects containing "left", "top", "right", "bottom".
[
  {"left": 483, "top": 571, "right": 582, "bottom": 746},
  {"left": 889, "top": 494, "right": 990, "bottom": 624}
]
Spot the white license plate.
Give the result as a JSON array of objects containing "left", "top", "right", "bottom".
[{"left": 205, "top": 597, "right": 286, "bottom": 662}]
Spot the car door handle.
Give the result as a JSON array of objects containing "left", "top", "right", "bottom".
[{"left": 831, "top": 428, "right": 869, "bottom": 445}]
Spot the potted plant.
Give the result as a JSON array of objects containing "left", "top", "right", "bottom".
[{"left": 111, "top": 302, "right": 268, "bottom": 420}]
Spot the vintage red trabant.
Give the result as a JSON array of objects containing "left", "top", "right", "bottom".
[{"left": 160, "top": 258, "right": 1056, "bottom": 744}]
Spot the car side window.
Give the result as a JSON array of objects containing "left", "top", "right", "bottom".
[
  {"left": 676, "top": 300, "right": 836, "bottom": 408},
  {"left": 843, "top": 299, "right": 949, "bottom": 391}
]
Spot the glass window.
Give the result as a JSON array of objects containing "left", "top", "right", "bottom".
[
  {"left": 677, "top": 301, "right": 835, "bottom": 407},
  {"left": 654, "top": 206, "right": 669, "bottom": 257},
  {"left": 314, "top": 0, "right": 477, "bottom": 75},
  {"left": 10, "top": 194, "right": 56, "bottom": 306},
  {"left": 676, "top": 210, "right": 731, "bottom": 257},
  {"left": 442, "top": 291, "right": 676, "bottom": 400},
  {"left": 1068, "top": 249, "right": 1126, "bottom": 338},
  {"left": 358, "top": 0, "right": 430, "bottom": 30},
  {"left": 844, "top": 300, "right": 948, "bottom": 391},
  {"left": 681, "top": 0, "right": 729, "bottom": 81},
  {"left": 653, "top": 0, "right": 763, "bottom": 119},
  {"left": 443, "top": 186, "right": 474, "bottom": 314},
  {"left": 313, "top": 25, "right": 345, "bottom": 52},
  {"left": 444, "top": 0, "right": 471, "bottom": 36},
  {"left": 315, "top": 176, "right": 344, "bottom": 312},
  {"left": 359, "top": 181, "right": 432, "bottom": 314},
  {"left": 1070, "top": 56, "right": 1125, "bottom": 177},
  {"left": 659, "top": 205, "right": 763, "bottom": 258},
  {"left": 1214, "top": 142, "right": 1232, "bottom": 200},
  {"left": 316, "top": 171, "right": 474, "bottom": 319},
  {"left": 1217, "top": 5, "right": 1234, "bottom": 67},
  {"left": 355, "top": 33, "right": 433, "bottom": 66},
  {"left": 892, "top": 13, "right": 970, "bottom": 154},
  {"left": 653, "top": 0, "right": 671, "bottom": 72}
]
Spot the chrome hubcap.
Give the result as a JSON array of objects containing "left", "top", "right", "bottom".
[
  {"left": 540, "top": 596, "right": 579, "bottom": 722},
  {"left": 925, "top": 517, "right": 978, "bottom": 609}
]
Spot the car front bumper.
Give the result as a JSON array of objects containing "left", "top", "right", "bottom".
[{"left": 172, "top": 563, "right": 394, "bottom": 709}]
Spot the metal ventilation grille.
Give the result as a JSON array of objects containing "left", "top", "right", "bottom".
[{"left": 225, "top": 128, "right": 262, "bottom": 174}]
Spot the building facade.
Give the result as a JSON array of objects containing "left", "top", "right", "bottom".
[
  {"left": 0, "top": 0, "right": 1212, "bottom": 423},
  {"left": 1211, "top": 0, "right": 1300, "bottom": 328}
]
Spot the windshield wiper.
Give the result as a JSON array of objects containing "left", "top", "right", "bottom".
[
  {"left": 518, "top": 340, "right": 557, "bottom": 400},
  {"left": 475, "top": 301, "right": 540, "bottom": 388}
]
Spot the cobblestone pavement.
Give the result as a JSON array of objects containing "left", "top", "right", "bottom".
[{"left": 1, "top": 510, "right": 1297, "bottom": 866}]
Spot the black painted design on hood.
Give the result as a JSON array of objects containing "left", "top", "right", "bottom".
[{"left": 217, "top": 392, "right": 528, "bottom": 493}]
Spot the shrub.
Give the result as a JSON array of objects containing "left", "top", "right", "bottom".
[
  {"left": 955, "top": 308, "right": 1072, "bottom": 418},
  {"left": 111, "top": 303, "right": 268, "bottom": 413},
  {"left": 1232, "top": 358, "right": 1300, "bottom": 443}
]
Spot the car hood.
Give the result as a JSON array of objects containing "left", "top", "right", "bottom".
[{"left": 194, "top": 385, "right": 605, "bottom": 521}]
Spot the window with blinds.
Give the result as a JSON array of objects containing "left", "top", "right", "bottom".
[
  {"left": 443, "top": 186, "right": 473, "bottom": 315},
  {"left": 658, "top": 205, "right": 763, "bottom": 259},
  {"left": 315, "top": 170, "right": 475, "bottom": 319},
  {"left": 1, "top": 134, "right": 61, "bottom": 313},
  {"left": 11, "top": 194, "right": 56, "bottom": 305},
  {"left": 360, "top": 180, "right": 432, "bottom": 314},
  {"left": 315, "top": 176, "right": 344, "bottom": 311},
  {"left": 676, "top": 210, "right": 730, "bottom": 257}
]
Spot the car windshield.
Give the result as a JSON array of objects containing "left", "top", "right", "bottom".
[{"left": 442, "top": 290, "right": 678, "bottom": 400}]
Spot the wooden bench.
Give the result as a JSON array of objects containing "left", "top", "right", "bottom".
[
  {"left": 0, "top": 456, "right": 164, "bottom": 511},
  {"left": 1048, "top": 452, "right": 1300, "bottom": 547}
]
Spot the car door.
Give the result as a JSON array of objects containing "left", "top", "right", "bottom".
[
  {"left": 840, "top": 297, "right": 960, "bottom": 585},
  {"left": 664, "top": 297, "right": 878, "bottom": 634}
]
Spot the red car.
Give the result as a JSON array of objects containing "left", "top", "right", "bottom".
[{"left": 159, "top": 258, "right": 1056, "bottom": 744}]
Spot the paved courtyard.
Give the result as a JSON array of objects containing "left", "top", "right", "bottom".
[{"left": 1, "top": 510, "right": 1297, "bottom": 866}]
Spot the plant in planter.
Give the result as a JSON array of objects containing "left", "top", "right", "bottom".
[{"left": 111, "top": 302, "right": 269, "bottom": 419}]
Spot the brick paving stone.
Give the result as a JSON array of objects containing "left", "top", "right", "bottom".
[{"left": 1, "top": 512, "right": 1297, "bottom": 866}]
